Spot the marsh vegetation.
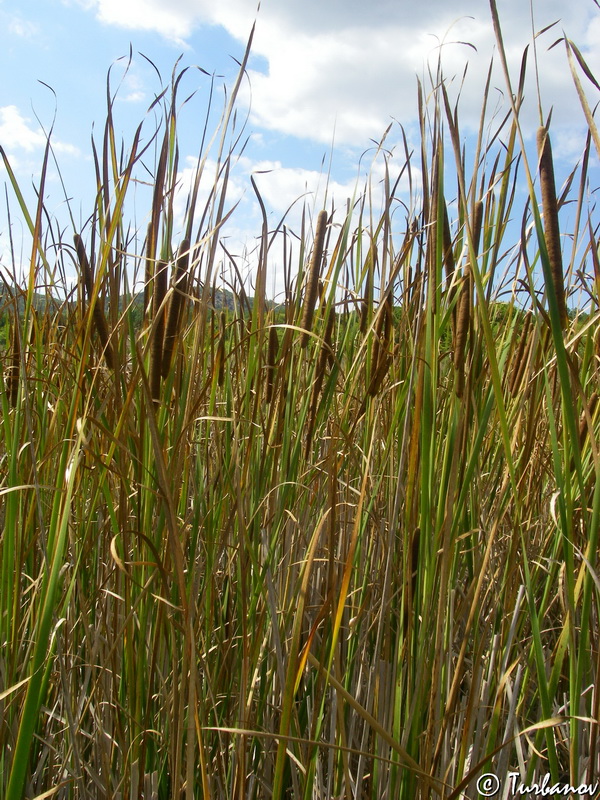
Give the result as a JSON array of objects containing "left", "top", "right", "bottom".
[{"left": 1, "top": 7, "right": 599, "bottom": 799}]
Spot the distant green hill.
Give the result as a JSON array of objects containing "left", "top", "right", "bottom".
[{"left": 0, "top": 281, "right": 260, "bottom": 350}]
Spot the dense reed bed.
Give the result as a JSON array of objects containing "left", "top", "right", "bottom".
[{"left": 1, "top": 8, "right": 600, "bottom": 799}]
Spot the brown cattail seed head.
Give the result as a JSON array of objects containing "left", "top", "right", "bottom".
[
  {"left": 301, "top": 210, "right": 328, "bottom": 347},
  {"left": 74, "top": 233, "right": 114, "bottom": 369},
  {"left": 537, "top": 126, "right": 568, "bottom": 330},
  {"left": 217, "top": 311, "right": 226, "bottom": 388},
  {"left": 150, "top": 259, "right": 168, "bottom": 401},
  {"left": 266, "top": 326, "right": 279, "bottom": 403},
  {"left": 161, "top": 238, "right": 190, "bottom": 378},
  {"left": 507, "top": 311, "right": 533, "bottom": 397},
  {"left": 8, "top": 315, "right": 20, "bottom": 407}
]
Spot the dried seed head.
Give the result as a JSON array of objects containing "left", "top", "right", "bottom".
[
  {"left": 578, "top": 392, "right": 599, "bottom": 452},
  {"left": 453, "top": 202, "right": 482, "bottom": 396},
  {"left": 537, "top": 126, "right": 568, "bottom": 330},
  {"left": 403, "top": 526, "right": 420, "bottom": 636},
  {"left": 318, "top": 306, "right": 336, "bottom": 378},
  {"left": 301, "top": 210, "right": 328, "bottom": 347},
  {"left": 216, "top": 310, "right": 226, "bottom": 388},
  {"left": 150, "top": 259, "right": 168, "bottom": 402},
  {"left": 507, "top": 311, "right": 533, "bottom": 397},
  {"left": 74, "top": 232, "right": 94, "bottom": 298},
  {"left": 442, "top": 203, "right": 455, "bottom": 284},
  {"left": 7, "top": 314, "right": 20, "bottom": 407},
  {"left": 305, "top": 306, "right": 337, "bottom": 457},
  {"left": 453, "top": 268, "right": 471, "bottom": 397},
  {"left": 162, "top": 238, "right": 190, "bottom": 378},
  {"left": 472, "top": 200, "right": 484, "bottom": 257},
  {"left": 370, "top": 294, "right": 392, "bottom": 383},
  {"left": 366, "top": 349, "right": 392, "bottom": 398},
  {"left": 360, "top": 268, "right": 373, "bottom": 335},
  {"left": 266, "top": 326, "right": 279, "bottom": 403},
  {"left": 144, "top": 222, "right": 156, "bottom": 323},
  {"left": 74, "top": 233, "right": 114, "bottom": 369}
]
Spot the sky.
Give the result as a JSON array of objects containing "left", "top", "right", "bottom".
[{"left": 1, "top": 0, "right": 599, "bottom": 298}]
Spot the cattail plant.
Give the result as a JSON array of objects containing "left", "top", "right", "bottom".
[
  {"left": 403, "top": 526, "right": 421, "bottom": 636},
  {"left": 371, "top": 293, "right": 393, "bottom": 375},
  {"left": 143, "top": 222, "right": 155, "bottom": 324},
  {"left": 578, "top": 391, "right": 598, "bottom": 453},
  {"left": 2, "top": 17, "right": 600, "bottom": 800},
  {"left": 7, "top": 312, "right": 20, "bottom": 407},
  {"left": 150, "top": 258, "right": 168, "bottom": 401},
  {"left": 443, "top": 202, "right": 458, "bottom": 334},
  {"left": 305, "top": 305, "right": 336, "bottom": 455},
  {"left": 74, "top": 232, "right": 114, "bottom": 369},
  {"left": 537, "top": 125, "right": 568, "bottom": 330},
  {"left": 442, "top": 203, "right": 456, "bottom": 286},
  {"left": 360, "top": 263, "right": 373, "bottom": 335},
  {"left": 265, "top": 325, "right": 279, "bottom": 404},
  {"left": 216, "top": 310, "right": 226, "bottom": 388},
  {"left": 300, "top": 209, "right": 328, "bottom": 347},
  {"left": 161, "top": 238, "right": 190, "bottom": 378},
  {"left": 507, "top": 310, "right": 534, "bottom": 397},
  {"left": 453, "top": 200, "right": 483, "bottom": 396},
  {"left": 368, "top": 293, "right": 393, "bottom": 397}
]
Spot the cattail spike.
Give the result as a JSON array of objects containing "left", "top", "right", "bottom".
[
  {"left": 74, "top": 233, "right": 114, "bottom": 369},
  {"left": 217, "top": 311, "right": 226, "bottom": 388},
  {"left": 150, "top": 259, "right": 168, "bottom": 402},
  {"left": 144, "top": 222, "right": 156, "bottom": 324},
  {"left": 442, "top": 203, "right": 455, "bottom": 284},
  {"left": 266, "top": 326, "right": 279, "bottom": 404},
  {"left": 305, "top": 306, "right": 336, "bottom": 456},
  {"left": 472, "top": 200, "right": 484, "bottom": 256},
  {"left": 453, "top": 269, "right": 471, "bottom": 397},
  {"left": 161, "top": 238, "right": 190, "bottom": 378},
  {"left": 578, "top": 392, "right": 599, "bottom": 452},
  {"left": 301, "top": 210, "right": 328, "bottom": 347},
  {"left": 537, "top": 126, "right": 568, "bottom": 330},
  {"left": 507, "top": 311, "right": 533, "bottom": 397},
  {"left": 360, "top": 267, "right": 372, "bottom": 335},
  {"left": 7, "top": 314, "right": 20, "bottom": 407}
]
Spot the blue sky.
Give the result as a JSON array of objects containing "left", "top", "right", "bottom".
[{"left": 1, "top": 0, "right": 599, "bottom": 299}]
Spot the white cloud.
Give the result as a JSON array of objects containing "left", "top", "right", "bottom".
[
  {"left": 80, "top": 0, "right": 600, "bottom": 151},
  {"left": 7, "top": 16, "right": 39, "bottom": 39},
  {"left": 165, "top": 146, "right": 418, "bottom": 299},
  {"left": 0, "top": 106, "right": 81, "bottom": 164},
  {"left": 116, "top": 73, "right": 147, "bottom": 104},
  {"left": 0, "top": 106, "right": 49, "bottom": 152},
  {"left": 79, "top": 0, "right": 211, "bottom": 43},
  {"left": 245, "top": 158, "right": 355, "bottom": 215}
]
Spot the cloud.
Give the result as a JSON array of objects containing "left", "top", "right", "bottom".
[
  {"left": 80, "top": 0, "right": 600, "bottom": 151},
  {"left": 243, "top": 2, "right": 600, "bottom": 146},
  {"left": 77, "top": 0, "right": 212, "bottom": 43},
  {"left": 116, "top": 73, "right": 147, "bottom": 104},
  {"left": 7, "top": 15, "right": 39, "bottom": 39},
  {"left": 0, "top": 106, "right": 50, "bottom": 152},
  {"left": 165, "top": 146, "right": 419, "bottom": 299},
  {"left": 0, "top": 106, "right": 81, "bottom": 163}
]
